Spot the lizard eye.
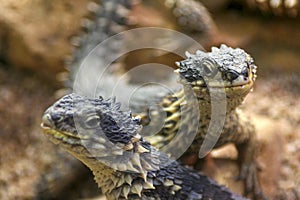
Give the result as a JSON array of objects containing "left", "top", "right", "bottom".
[
  {"left": 226, "top": 70, "right": 239, "bottom": 81},
  {"left": 201, "top": 58, "right": 218, "bottom": 78},
  {"left": 51, "top": 114, "right": 64, "bottom": 123},
  {"left": 84, "top": 115, "right": 100, "bottom": 129}
]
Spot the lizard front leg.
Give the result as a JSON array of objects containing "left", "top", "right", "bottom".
[{"left": 224, "top": 109, "right": 267, "bottom": 200}]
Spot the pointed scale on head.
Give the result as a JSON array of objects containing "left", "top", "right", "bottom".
[
  {"left": 41, "top": 93, "right": 144, "bottom": 158},
  {"left": 41, "top": 93, "right": 251, "bottom": 200}
]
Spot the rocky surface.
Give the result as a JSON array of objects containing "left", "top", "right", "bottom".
[
  {"left": 0, "top": 66, "right": 101, "bottom": 199},
  {"left": 0, "top": 1, "right": 299, "bottom": 200},
  {"left": 0, "top": 0, "right": 91, "bottom": 80}
]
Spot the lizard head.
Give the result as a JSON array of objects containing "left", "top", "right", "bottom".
[
  {"left": 176, "top": 44, "right": 257, "bottom": 108},
  {"left": 41, "top": 93, "right": 147, "bottom": 162},
  {"left": 41, "top": 93, "right": 160, "bottom": 194}
]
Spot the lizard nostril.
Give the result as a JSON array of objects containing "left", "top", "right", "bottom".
[{"left": 41, "top": 113, "right": 54, "bottom": 128}]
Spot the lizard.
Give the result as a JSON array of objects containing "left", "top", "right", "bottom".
[
  {"left": 130, "top": 44, "right": 266, "bottom": 200},
  {"left": 40, "top": 0, "right": 275, "bottom": 198},
  {"left": 36, "top": 0, "right": 217, "bottom": 198},
  {"left": 62, "top": 0, "right": 217, "bottom": 97},
  {"left": 35, "top": 0, "right": 137, "bottom": 197},
  {"left": 46, "top": 0, "right": 267, "bottom": 198},
  {"left": 41, "top": 92, "right": 250, "bottom": 200},
  {"left": 51, "top": 41, "right": 266, "bottom": 200},
  {"left": 62, "top": 0, "right": 300, "bottom": 108}
]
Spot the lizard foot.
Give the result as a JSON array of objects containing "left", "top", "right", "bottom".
[{"left": 238, "top": 161, "right": 268, "bottom": 200}]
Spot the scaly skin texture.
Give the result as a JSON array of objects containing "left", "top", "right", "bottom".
[
  {"left": 63, "top": 0, "right": 134, "bottom": 94},
  {"left": 245, "top": 0, "right": 300, "bottom": 17},
  {"left": 64, "top": 0, "right": 216, "bottom": 98},
  {"left": 153, "top": 0, "right": 217, "bottom": 33},
  {"left": 42, "top": 0, "right": 216, "bottom": 197},
  {"left": 53, "top": 0, "right": 268, "bottom": 199},
  {"left": 37, "top": 1, "right": 135, "bottom": 197},
  {"left": 41, "top": 93, "right": 249, "bottom": 200},
  {"left": 139, "top": 45, "right": 266, "bottom": 200}
]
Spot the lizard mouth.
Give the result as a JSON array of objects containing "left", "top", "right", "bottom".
[
  {"left": 41, "top": 113, "right": 84, "bottom": 142},
  {"left": 189, "top": 78, "right": 252, "bottom": 88},
  {"left": 190, "top": 78, "right": 254, "bottom": 98}
]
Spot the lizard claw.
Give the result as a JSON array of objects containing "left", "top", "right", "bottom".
[{"left": 238, "top": 161, "right": 268, "bottom": 200}]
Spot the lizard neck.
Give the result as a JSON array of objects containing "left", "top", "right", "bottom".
[
  {"left": 146, "top": 86, "right": 248, "bottom": 148},
  {"left": 189, "top": 86, "right": 248, "bottom": 114},
  {"left": 162, "top": 85, "right": 247, "bottom": 124},
  {"left": 69, "top": 138, "right": 157, "bottom": 199}
]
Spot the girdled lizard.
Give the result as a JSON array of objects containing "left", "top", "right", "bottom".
[
  {"left": 129, "top": 44, "right": 265, "bottom": 200},
  {"left": 41, "top": 0, "right": 291, "bottom": 199},
  {"left": 49, "top": 43, "right": 266, "bottom": 200},
  {"left": 41, "top": 93, "right": 249, "bottom": 200}
]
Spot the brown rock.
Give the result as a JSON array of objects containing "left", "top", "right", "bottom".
[{"left": 0, "top": 0, "right": 91, "bottom": 79}]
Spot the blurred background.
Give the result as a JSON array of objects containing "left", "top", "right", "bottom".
[{"left": 0, "top": 0, "right": 299, "bottom": 199}]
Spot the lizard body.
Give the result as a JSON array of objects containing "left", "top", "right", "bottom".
[
  {"left": 138, "top": 45, "right": 265, "bottom": 200},
  {"left": 41, "top": 93, "right": 249, "bottom": 200},
  {"left": 43, "top": 1, "right": 273, "bottom": 199},
  {"left": 38, "top": 0, "right": 216, "bottom": 197}
]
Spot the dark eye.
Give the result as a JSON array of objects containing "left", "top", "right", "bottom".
[
  {"left": 84, "top": 116, "right": 100, "bottom": 129},
  {"left": 226, "top": 71, "right": 239, "bottom": 81},
  {"left": 52, "top": 114, "right": 63, "bottom": 123},
  {"left": 201, "top": 58, "right": 218, "bottom": 78}
]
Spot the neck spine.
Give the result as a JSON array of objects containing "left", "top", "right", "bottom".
[{"left": 83, "top": 135, "right": 158, "bottom": 199}]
